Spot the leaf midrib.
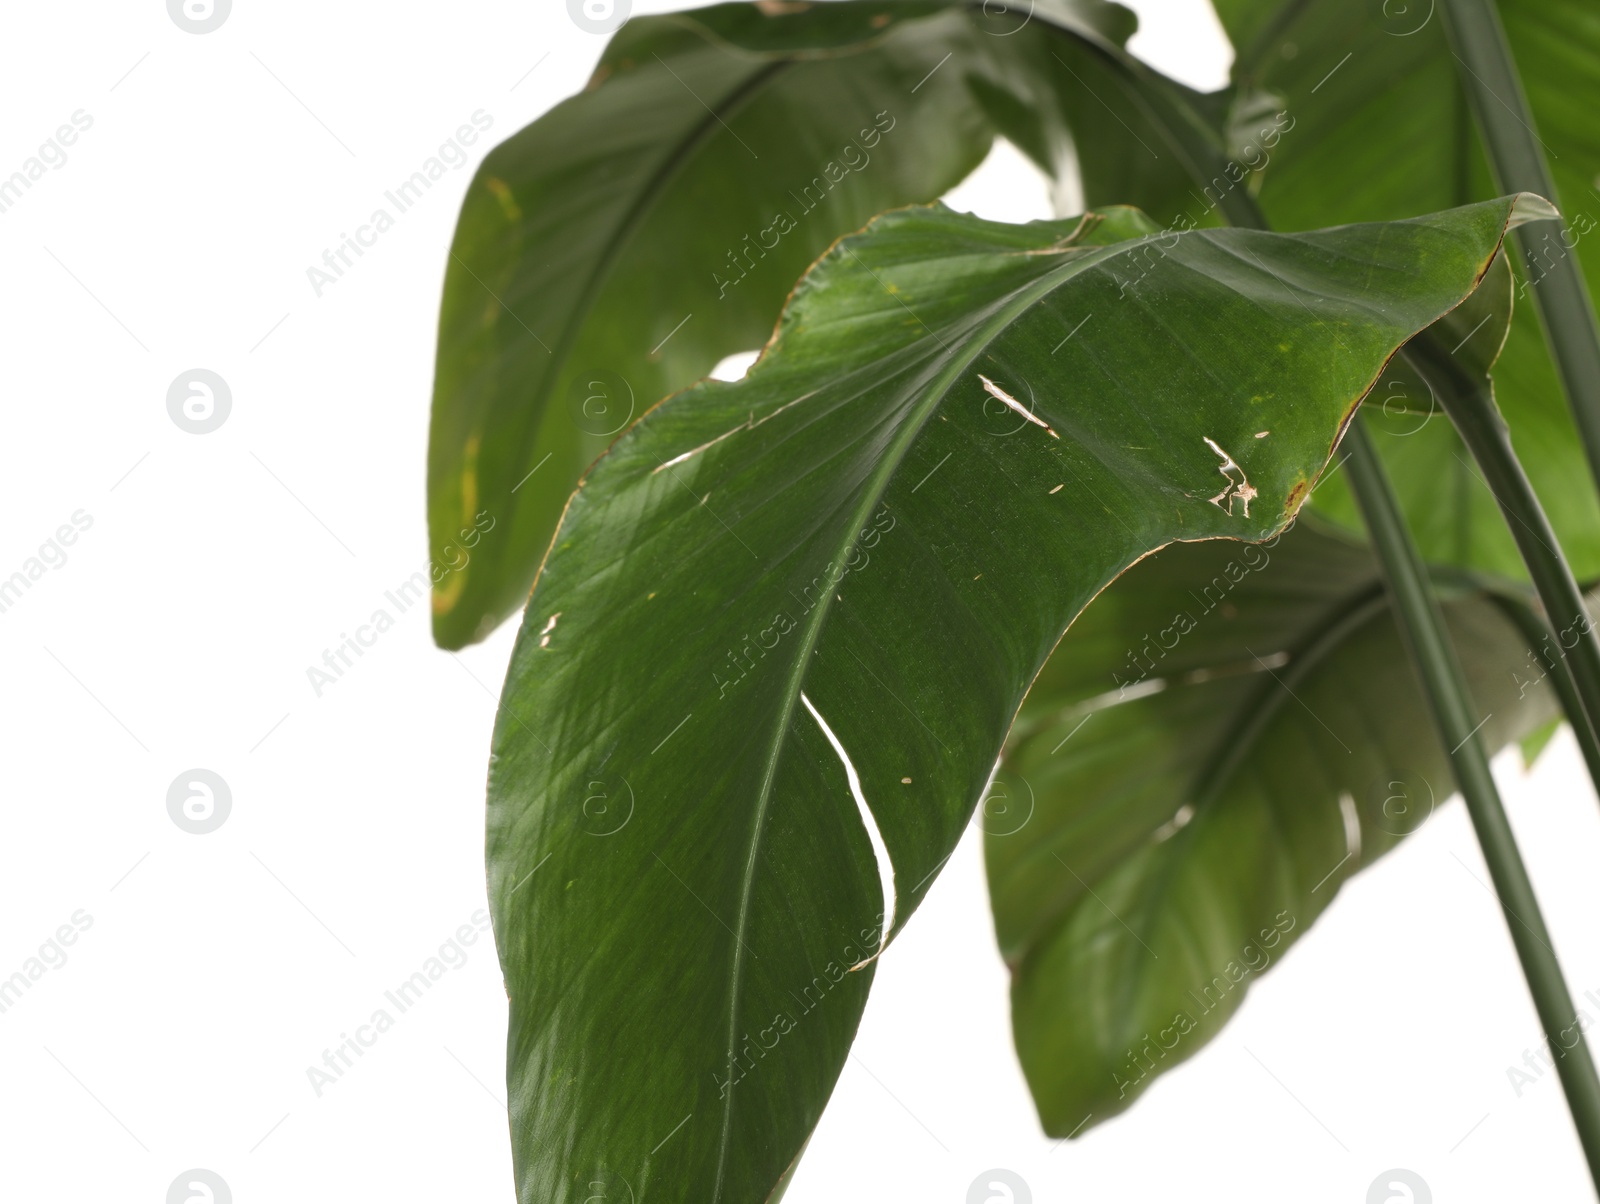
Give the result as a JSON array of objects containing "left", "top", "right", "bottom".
[
  {"left": 993, "top": 576, "right": 1386, "bottom": 959},
  {"left": 1093, "top": 580, "right": 1393, "bottom": 1029},
  {"left": 708, "top": 226, "right": 1205, "bottom": 1199}
]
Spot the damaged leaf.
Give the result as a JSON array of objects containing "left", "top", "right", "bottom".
[
  {"left": 486, "top": 196, "right": 1528, "bottom": 1202},
  {"left": 1211, "top": 0, "right": 1600, "bottom": 579}
]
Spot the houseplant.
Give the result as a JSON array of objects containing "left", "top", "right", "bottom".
[{"left": 426, "top": 2, "right": 1600, "bottom": 1198}]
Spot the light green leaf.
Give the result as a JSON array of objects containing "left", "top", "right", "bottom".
[
  {"left": 1522, "top": 714, "right": 1563, "bottom": 767},
  {"left": 486, "top": 197, "right": 1524, "bottom": 1202}
]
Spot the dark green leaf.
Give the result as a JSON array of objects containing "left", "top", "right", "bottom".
[
  {"left": 988, "top": 514, "right": 1568, "bottom": 1132},
  {"left": 427, "top": 2, "right": 999, "bottom": 647},
  {"left": 973, "top": 10, "right": 1276, "bottom": 230},
  {"left": 428, "top": 0, "right": 1140, "bottom": 648},
  {"left": 486, "top": 197, "right": 1525, "bottom": 1202}
]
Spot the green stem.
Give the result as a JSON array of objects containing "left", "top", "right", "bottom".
[
  {"left": 1404, "top": 329, "right": 1600, "bottom": 747},
  {"left": 1439, "top": 0, "right": 1600, "bottom": 493},
  {"left": 1344, "top": 417, "right": 1600, "bottom": 1190}
]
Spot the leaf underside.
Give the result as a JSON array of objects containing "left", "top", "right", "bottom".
[{"left": 988, "top": 513, "right": 1567, "bottom": 1131}]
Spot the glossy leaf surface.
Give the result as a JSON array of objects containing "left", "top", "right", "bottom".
[
  {"left": 1209, "top": 0, "right": 1600, "bottom": 578},
  {"left": 486, "top": 197, "right": 1524, "bottom": 1202}
]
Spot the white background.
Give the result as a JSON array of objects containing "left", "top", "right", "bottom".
[{"left": 2, "top": 1, "right": 1597, "bottom": 1201}]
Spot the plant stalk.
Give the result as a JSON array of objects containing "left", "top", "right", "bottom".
[
  {"left": 1344, "top": 416, "right": 1600, "bottom": 1190},
  {"left": 1404, "top": 330, "right": 1600, "bottom": 748},
  {"left": 1439, "top": 0, "right": 1600, "bottom": 493}
]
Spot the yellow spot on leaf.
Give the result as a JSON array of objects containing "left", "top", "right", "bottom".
[
  {"left": 460, "top": 435, "right": 481, "bottom": 518},
  {"left": 485, "top": 177, "right": 521, "bottom": 223}
]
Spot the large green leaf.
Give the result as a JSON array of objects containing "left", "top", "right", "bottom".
[
  {"left": 426, "top": 0, "right": 1140, "bottom": 648},
  {"left": 988, "top": 513, "right": 1568, "bottom": 1131},
  {"left": 1208, "top": 0, "right": 1600, "bottom": 579},
  {"left": 485, "top": 197, "right": 1525, "bottom": 1203}
]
